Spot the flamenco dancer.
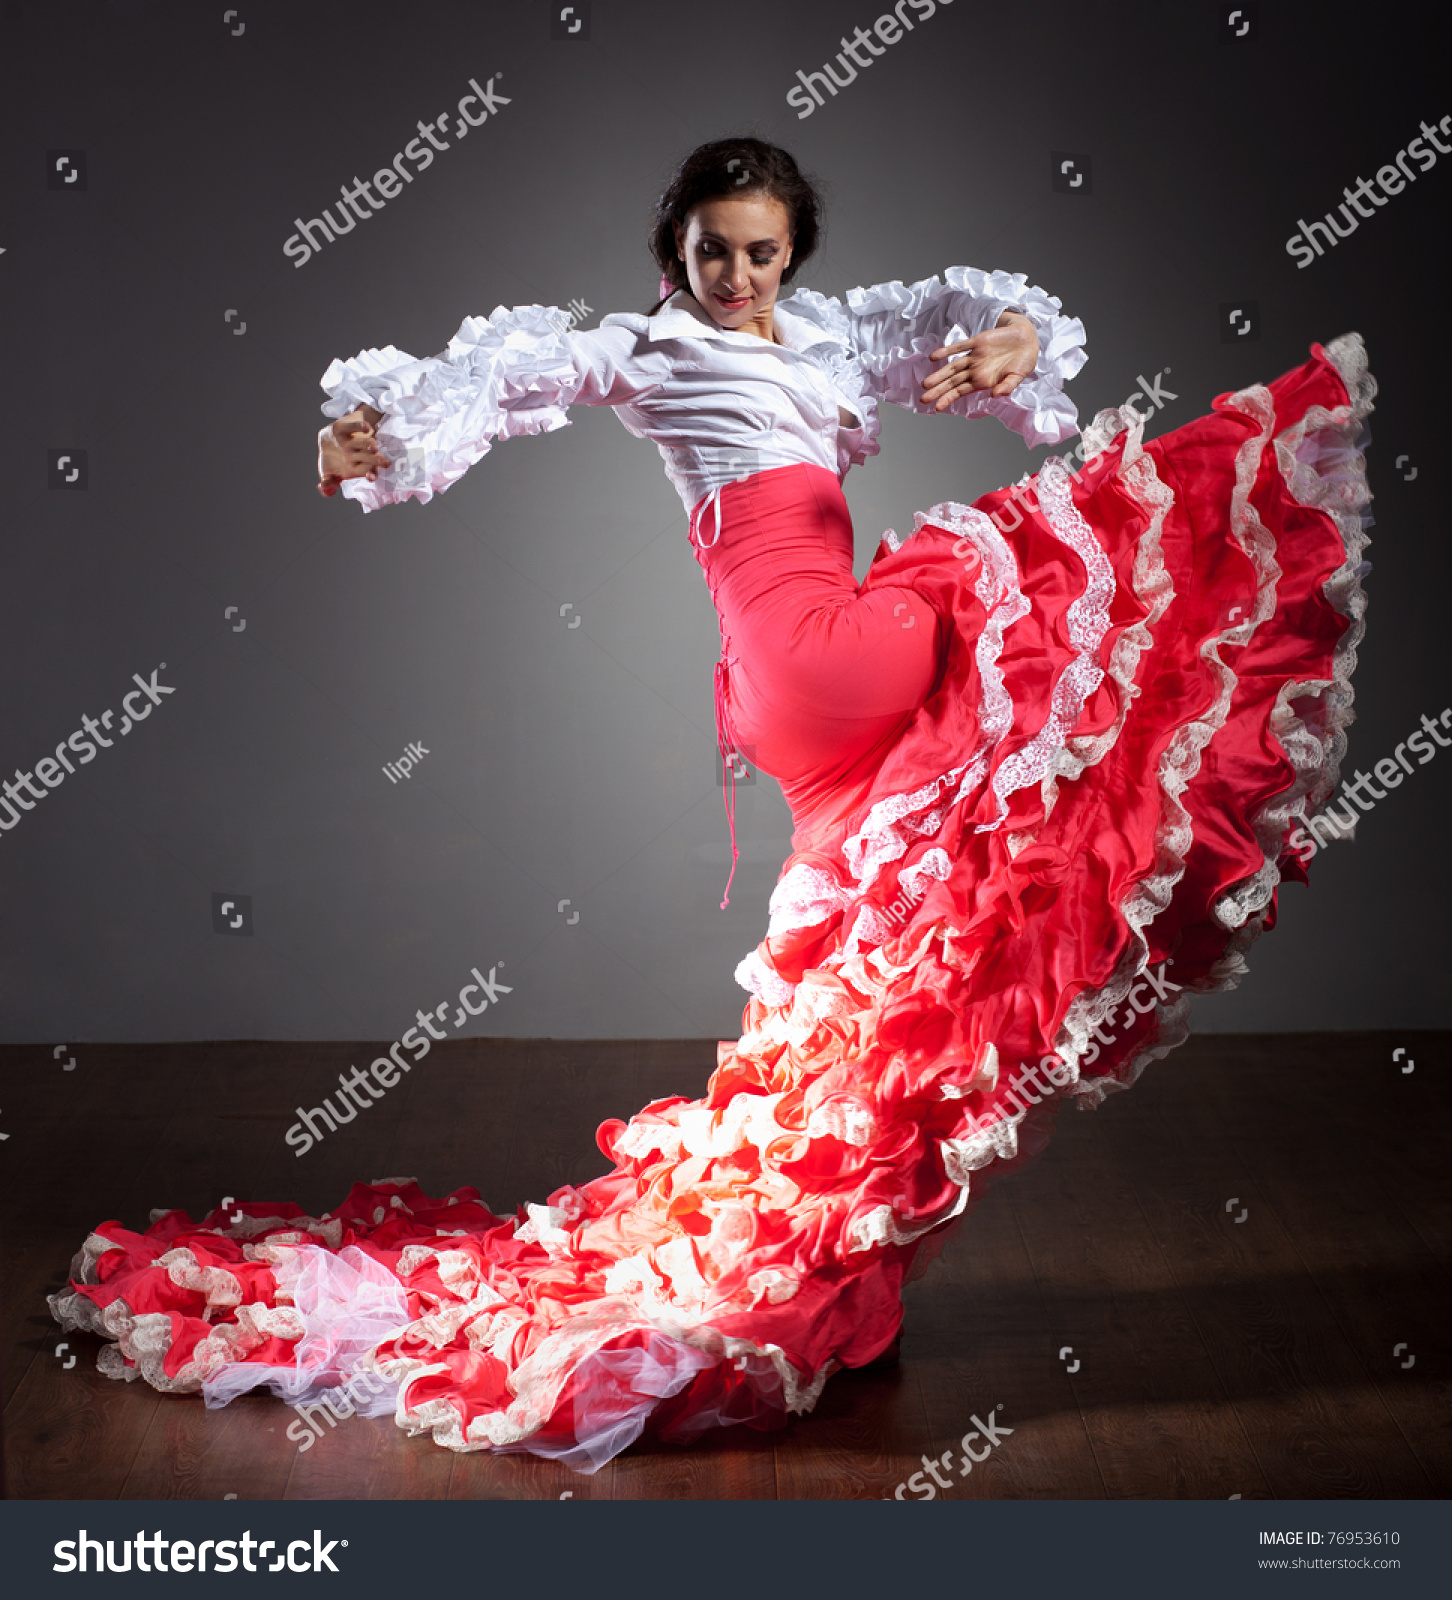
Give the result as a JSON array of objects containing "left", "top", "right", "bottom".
[{"left": 51, "top": 138, "right": 1375, "bottom": 1471}]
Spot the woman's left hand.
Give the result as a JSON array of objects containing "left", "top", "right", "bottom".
[{"left": 921, "top": 312, "right": 1039, "bottom": 411}]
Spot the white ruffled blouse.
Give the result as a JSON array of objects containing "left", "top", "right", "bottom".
[{"left": 319, "top": 266, "right": 1088, "bottom": 517}]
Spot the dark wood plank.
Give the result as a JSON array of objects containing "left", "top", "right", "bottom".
[
  {"left": 1002, "top": 1113, "right": 1271, "bottom": 1499},
  {"left": 280, "top": 1411, "right": 454, "bottom": 1501},
  {"left": 4, "top": 1032, "right": 1448, "bottom": 1501},
  {"left": 380, "top": 1036, "right": 526, "bottom": 1217},
  {"left": 770, "top": 1350, "right": 929, "bottom": 1500},
  {"left": 1214, "top": 1081, "right": 1450, "bottom": 1494},
  {"left": 4, "top": 1348, "right": 161, "bottom": 1499},
  {"left": 119, "top": 1391, "right": 297, "bottom": 1501},
  {"left": 613, "top": 1426, "right": 778, "bottom": 1499},
  {"left": 5, "top": 1235, "right": 70, "bottom": 1413},
  {"left": 449, "top": 1446, "right": 614, "bottom": 1501},
  {"left": 906, "top": 1157, "right": 1114, "bottom": 1500},
  {"left": 1124, "top": 1055, "right": 1429, "bottom": 1499}
]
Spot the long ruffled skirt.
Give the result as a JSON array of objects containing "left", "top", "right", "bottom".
[{"left": 50, "top": 336, "right": 1375, "bottom": 1470}]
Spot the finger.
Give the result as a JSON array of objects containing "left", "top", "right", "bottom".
[
  {"left": 922, "top": 367, "right": 978, "bottom": 404},
  {"left": 925, "top": 354, "right": 974, "bottom": 383},
  {"left": 922, "top": 356, "right": 976, "bottom": 393},
  {"left": 946, "top": 374, "right": 989, "bottom": 410},
  {"left": 933, "top": 327, "right": 1019, "bottom": 360},
  {"left": 922, "top": 382, "right": 964, "bottom": 409}
]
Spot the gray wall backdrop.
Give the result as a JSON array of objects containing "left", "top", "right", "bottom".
[{"left": 2, "top": 0, "right": 1447, "bottom": 1043}]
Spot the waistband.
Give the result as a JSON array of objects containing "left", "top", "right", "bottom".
[{"left": 688, "top": 462, "right": 844, "bottom": 552}]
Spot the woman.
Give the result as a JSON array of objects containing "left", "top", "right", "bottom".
[{"left": 52, "top": 138, "right": 1375, "bottom": 1471}]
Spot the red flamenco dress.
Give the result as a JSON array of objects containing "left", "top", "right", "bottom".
[{"left": 50, "top": 328, "right": 1374, "bottom": 1471}]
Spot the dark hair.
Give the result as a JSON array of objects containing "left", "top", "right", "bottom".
[{"left": 647, "top": 137, "right": 825, "bottom": 312}]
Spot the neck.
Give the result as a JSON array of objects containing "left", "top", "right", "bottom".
[
  {"left": 737, "top": 301, "right": 778, "bottom": 343},
  {"left": 689, "top": 292, "right": 779, "bottom": 344}
]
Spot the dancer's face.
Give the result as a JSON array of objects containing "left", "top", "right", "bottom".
[{"left": 674, "top": 195, "right": 794, "bottom": 339}]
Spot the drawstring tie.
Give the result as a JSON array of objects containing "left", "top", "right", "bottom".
[
  {"left": 695, "top": 482, "right": 726, "bottom": 550},
  {"left": 692, "top": 484, "right": 742, "bottom": 908},
  {"left": 713, "top": 635, "right": 743, "bottom": 908}
]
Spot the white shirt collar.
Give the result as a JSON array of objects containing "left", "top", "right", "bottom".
[{"left": 644, "top": 290, "right": 836, "bottom": 354}]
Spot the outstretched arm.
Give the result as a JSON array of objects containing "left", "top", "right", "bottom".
[
  {"left": 313, "top": 309, "right": 666, "bottom": 512},
  {"left": 834, "top": 266, "right": 1087, "bottom": 448}
]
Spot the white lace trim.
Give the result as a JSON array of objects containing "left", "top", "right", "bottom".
[
  {"left": 1044, "top": 392, "right": 1262, "bottom": 1096},
  {"left": 976, "top": 457, "right": 1117, "bottom": 832},
  {"left": 1036, "top": 411, "right": 1178, "bottom": 825},
  {"left": 847, "top": 1186, "right": 970, "bottom": 1253},
  {"left": 764, "top": 860, "right": 855, "bottom": 938},
  {"left": 1212, "top": 331, "right": 1375, "bottom": 927},
  {"left": 901, "top": 846, "right": 954, "bottom": 894},
  {"left": 941, "top": 1104, "right": 1029, "bottom": 1182},
  {"left": 839, "top": 503, "right": 1028, "bottom": 890},
  {"left": 1063, "top": 333, "right": 1374, "bottom": 1107}
]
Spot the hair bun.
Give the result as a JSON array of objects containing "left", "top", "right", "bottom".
[{"left": 646, "top": 138, "right": 822, "bottom": 312}]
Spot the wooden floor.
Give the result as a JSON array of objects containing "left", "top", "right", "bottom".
[{"left": 3, "top": 1030, "right": 1448, "bottom": 1499}]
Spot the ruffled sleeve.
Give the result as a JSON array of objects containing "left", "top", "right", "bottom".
[
  {"left": 831, "top": 266, "right": 1087, "bottom": 449},
  {"left": 319, "top": 305, "right": 664, "bottom": 512}
]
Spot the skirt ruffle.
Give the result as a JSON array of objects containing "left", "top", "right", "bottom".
[{"left": 50, "top": 335, "right": 1375, "bottom": 1470}]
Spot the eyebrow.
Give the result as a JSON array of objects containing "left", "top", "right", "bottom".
[{"left": 697, "top": 232, "right": 783, "bottom": 247}]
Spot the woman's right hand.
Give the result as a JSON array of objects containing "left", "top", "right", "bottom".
[{"left": 317, "top": 406, "right": 389, "bottom": 497}]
